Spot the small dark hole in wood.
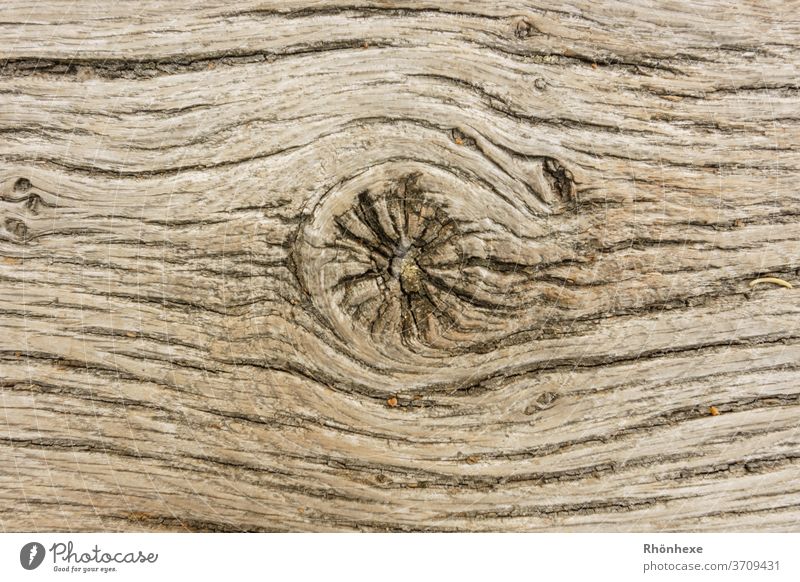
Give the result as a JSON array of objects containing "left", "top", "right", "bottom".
[
  {"left": 525, "top": 391, "right": 559, "bottom": 414},
  {"left": 514, "top": 19, "right": 533, "bottom": 39},
  {"left": 24, "top": 193, "right": 41, "bottom": 214},
  {"left": 4, "top": 217, "right": 28, "bottom": 239},
  {"left": 13, "top": 178, "right": 31, "bottom": 193},
  {"left": 543, "top": 158, "right": 577, "bottom": 209}
]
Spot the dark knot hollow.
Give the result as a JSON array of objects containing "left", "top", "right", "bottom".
[
  {"left": 325, "top": 173, "right": 470, "bottom": 347},
  {"left": 292, "top": 159, "right": 580, "bottom": 357}
]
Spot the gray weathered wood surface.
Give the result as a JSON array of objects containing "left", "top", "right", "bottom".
[{"left": 1, "top": 1, "right": 799, "bottom": 531}]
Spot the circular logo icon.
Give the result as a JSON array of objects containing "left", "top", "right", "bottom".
[{"left": 20, "top": 542, "right": 46, "bottom": 570}]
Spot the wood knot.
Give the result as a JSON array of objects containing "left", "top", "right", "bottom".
[
  {"left": 292, "top": 158, "right": 583, "bottom": 363},
  {"left": 296, "top": 172, "right": 477, "bottom": 350},
  {"left": 13, "top": 178, "right": 31, "bottom": 193},
  {"left": 514, "top": 18, "right": 535, "bottom": 39},
  {"left": 4, "top": 217, "right": 28, "bottom": 241},
  {"left": 543, "top": 157, "right": 577, "bottom": 211},
  {"left": 524, "top": 391, "right": 559, "bottom": 414}
]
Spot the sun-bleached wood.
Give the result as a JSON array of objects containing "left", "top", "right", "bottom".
[{"left": 1, "top": 1, "right": 799, "bottom": 532}]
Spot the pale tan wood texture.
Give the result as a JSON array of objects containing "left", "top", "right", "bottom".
[{"left": 1, "top": 1, "right": 799, "bottom": 531}]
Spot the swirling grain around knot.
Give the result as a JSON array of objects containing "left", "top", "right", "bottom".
[{"left": 292, "top": 148, "right": 581, "bottom": 372}]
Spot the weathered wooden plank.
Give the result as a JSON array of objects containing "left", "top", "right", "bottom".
[{"left": 1, "top": 1, "right": 799, "bottom": 532}]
